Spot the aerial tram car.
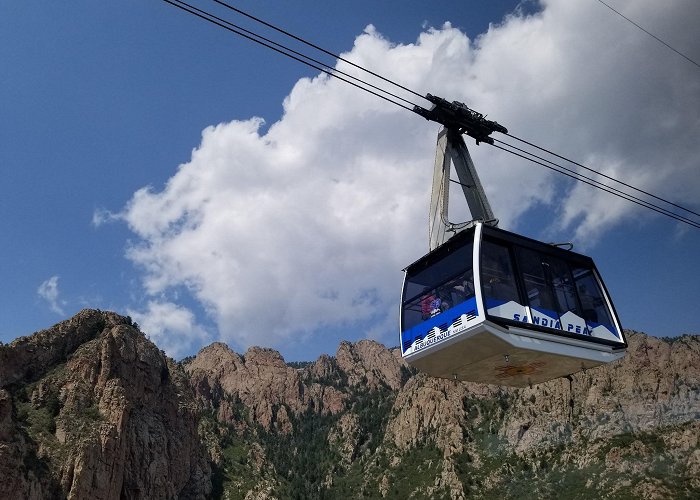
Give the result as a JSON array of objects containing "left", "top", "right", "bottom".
[{"left": 400, "top": 96, "right": 627, "bottom": 386}]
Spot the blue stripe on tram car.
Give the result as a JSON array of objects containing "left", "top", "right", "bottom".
[{"left": 402, "top": 297, "right": 479, "bottom": 353}]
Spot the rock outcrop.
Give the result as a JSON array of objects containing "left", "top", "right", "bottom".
[
  {"left": 335, "top": 340, "right": 407, "bottom": 391},
  {"left": 186, "top": 343, "right": 347, "bottom": 431},
  {"left": 499, "top": 331, "right": 700, "bottom": 452},
  {"left": 378, "top": 332, "right": 700, "bottom": 499},
  {"left": 0, "top": 310, "right": 210, "bottom": 500}
]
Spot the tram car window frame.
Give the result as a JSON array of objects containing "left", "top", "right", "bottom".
[{"left": 478, "top": 225, "right": 625, "bottom": 347}]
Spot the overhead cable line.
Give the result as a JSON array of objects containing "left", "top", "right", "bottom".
[
  {"left": 417, "top": 97, "right": 700, "bottom": 228},
  {"left": 491, "top": 141, "right": 700, "bottom": 229},
  {"left": 498, "top": 134, "right": 700, "bottom": 219},
  {"left": 161, "top": 0, "right": 700, "bottom": 230},
  {"left": 594, "top": 0, "right": 700, "bottom": 69},
  {"left": 209, "top": 0, "right": 429, "bottom": 102},
  {"left": 163, "top": 0, "right": 418, "bottom": 112},
  {"left": 206, "top": 0, "right": 700, "bottom": 223},
  {"left": 492, "top": 141, "right": 700, "bottom": 229}
]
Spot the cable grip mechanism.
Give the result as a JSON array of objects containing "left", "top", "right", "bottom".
[{"left": 413, "top": 94, "right": 508, "bottom": 145}]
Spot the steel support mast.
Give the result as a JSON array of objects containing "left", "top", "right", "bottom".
[{"left": 413, "top": 95, "right": 507, "bottom": 250}]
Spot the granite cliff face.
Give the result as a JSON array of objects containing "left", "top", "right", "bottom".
[
  {"left": 0, "top": 310, "right": 210, "bottom": 499},
  {"left": 380, "top": 332, "right": 700, "bottom": 498},
  {"left": 1, "top": 311, "right": 698, "bottom": 499},
  {"left": 186, "top": 343, "right": 348, "bottom": 431},
  {"left": 186, "top": 329, "right": 699, "bottom": 499}
]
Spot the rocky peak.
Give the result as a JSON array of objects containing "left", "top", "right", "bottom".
[
  {"left": 243, "top": 346, "right": 288, "bottom": 368},
  {"left": 335, "top": 339, "right": 406, "bottom": 390},
  {"left": 186, "top": 339, "right": 410, "bottom": 432},
  {"left": 307, "top": 353, "right": 336, "bottom": 381},
  {"left": 187, "top": 341, "right": 244, "bottom": 377},
  {"left": 0, "top": 309, "right": 129, "bottom": 387},
  {"left": 0, "top": 309, "right": 210, "bottom": 499},
  {"left": 186, "top": 342, "right": 347, "bottom": 430}
]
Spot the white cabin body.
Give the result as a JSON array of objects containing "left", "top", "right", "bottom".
[{"left": 400, "top": 222, "right": 627, "bottom": 387}]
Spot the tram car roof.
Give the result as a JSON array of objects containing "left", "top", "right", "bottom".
[{"left": 404, "top": 222, "right": 598, "bottom": 272}]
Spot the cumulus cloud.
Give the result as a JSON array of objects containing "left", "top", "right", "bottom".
[
  {"left": 38, "top": 276, "right": 65, "bottom": 315},
  {"left": 116, "top": 0, "right": 699, "bottom": 352},
  {"left": 127, "top": 301, "right": 210, "bottom": 359}
]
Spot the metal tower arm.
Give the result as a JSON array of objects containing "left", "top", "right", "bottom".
[
  {"left": 415, "top": 94, "right": 505, "bottom": 250},
  {"left": 429, "top": 128, "right": 498, "bottom": 251}
]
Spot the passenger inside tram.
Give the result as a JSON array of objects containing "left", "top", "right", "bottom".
[
  {"left": 420, "top": 287, "right": 437, "bottom": 319},
  {"left": 448, "top": 274, "right": 474, "bottom": 306}
]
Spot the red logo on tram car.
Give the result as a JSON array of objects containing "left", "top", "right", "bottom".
[{"left": 494, "top": 361, "right": 546, "bottom": 379}]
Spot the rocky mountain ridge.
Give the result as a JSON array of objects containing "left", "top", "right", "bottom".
[
  {"left": 0, "top": 311, "right": 210, "bottom": 499},
  {"left": 1, "top": 310, "right": 698, "bottom": 499}
]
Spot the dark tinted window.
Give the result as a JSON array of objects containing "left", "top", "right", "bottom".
[
  {"left": 517, "top": 247, "right": 558, "bottom": 313},
  {"left": 548, "top": 256, "right": 582, "bottom": 318},
  {"left": 402, "top": 242, "right": 474, "bottom": 331},
  {"left": 404, "top": 242, "right": 473, "bottom": 302},
  {"left": 481, "top": 240, "right": 521, "bottom": 308},
  {"left": 513, "top": 245, "right": 621, "bottom": 340},
  {"left": 571, "top": 266, "right": 615, "bottom": 330}
]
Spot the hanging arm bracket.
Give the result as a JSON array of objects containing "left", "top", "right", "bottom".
[
  {"left": 423, "top": 96, "right": 505, "bottom": 250},
  {"left": 413, "top": 94, "right": 508, "bottom": 145}
]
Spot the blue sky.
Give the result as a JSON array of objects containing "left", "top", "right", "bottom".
[{"left": 1, "top": 0, "right": 699, "bottom": 361}]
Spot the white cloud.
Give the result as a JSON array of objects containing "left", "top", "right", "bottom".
[
  {"left": 92, "top": 208, "right": 122, "bottom": 227},
  {"left": 127, "top": 301, "right": 210, "bottom": 359},
  {"left": 117, "top": 0, "right": 699, "bottom": 352},
  {"left": 38, "top": 276, "right": 65, "bottom": 315}
]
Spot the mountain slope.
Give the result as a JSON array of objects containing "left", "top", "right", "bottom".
[
  {"left": 186, "top": 329, "right": 699, "bottom": 499},
  {"left": 1, "top": 310, "right": 698, "bottom": 499}
]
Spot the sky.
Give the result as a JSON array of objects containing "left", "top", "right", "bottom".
[{"left": 1, "top": 0, "right": 699, "bottom": 362}]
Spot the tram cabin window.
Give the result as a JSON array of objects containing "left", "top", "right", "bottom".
[
  {"left": 480, "top": 240, "right": 522, "bottom": 310},
  {"left": 517, "top": 248, "right": 583, "bottom": 320},
  {"left": 479, "top": 228, "right": 621, "bottom": 342},
  {"left": 517, "top": 247, "right": 557, "bottom": 313},
  {"left": 402, "top": 241, "right": 474, "bottom": 332},
  {"left": 571, "top": 266, "right": 617, "bottom": 334}
]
